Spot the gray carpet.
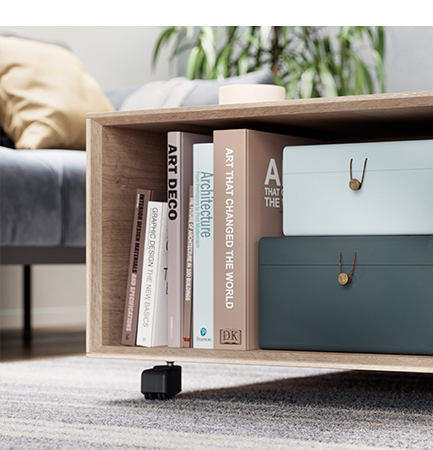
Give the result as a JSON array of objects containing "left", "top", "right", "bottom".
[{"left": 1, "top": 356, "right": 433, "bottom": 449}]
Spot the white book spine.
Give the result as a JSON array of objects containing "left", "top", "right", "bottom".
[
  {"left": 136, "top": 201, "right": 163, "bottom": 347},
  {"left": 193, "top": 143, "right": 214, "bottom": 349},
  {"left": 151, "top": 204, "right": 168, "bottom": 347},
  {"left": 167, "top": 131, "right": 212, "bottom": 348},
  {"left": 167, "top": 131, "right": 182, "bottom": 347}
]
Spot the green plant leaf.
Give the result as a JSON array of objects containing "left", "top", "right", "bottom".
[
  {"left": 359, "top": 60, "right": 374, "bottom": 94},
  {"left": 318, "top": 62, "right": 338, "bottom": 97},
  {"left": 344, "top": 50, "right": 368, "bottom": 95},
  {"left": 152, "top": 26, "right": 180, "bottom": 68},
  {"left": 323, "top": 35, "right": 331, "bottom": 55},
  {"left": 186, "top": 46, "right": 203, "bottom": 79},
  {"left": 372, "top": 49, "right": 386, "bottom": 93},
  {"left": 300, "top": 65, "right": 316, "bottom": 98},
  {"left": 367, "top": 26, "right": 385, "bottom": 58},
  {"left": 199, "top": 27, "right": 216, "bottom": 79},
  {"left": 378, "top": 26, "right": 385, "bottom": 59},
  {"left": 172, "top": 42, "right": 195, "bottom": 59},
  {"left": 237, "top": 50, "right": 249, "bottom": 75},
  {"left": 260, "top": 26, "right": 272, "bottom": 48},
  {"left": 239, "top": 30, "right": 257, "bottom": 72},
  {"left": 286, "top": 68, "right": 302, "bottom": 99},
  {"left": 215, "top": 44, "right": 233, "bottom": 79}
]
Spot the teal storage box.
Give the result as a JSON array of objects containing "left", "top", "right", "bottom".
[{"left": 259, "top": 236, "right": 433, "bottom": 355}]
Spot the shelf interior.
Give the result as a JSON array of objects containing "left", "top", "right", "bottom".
[{"left": 87, "top": 93, "right": 433, "bottom": 372}]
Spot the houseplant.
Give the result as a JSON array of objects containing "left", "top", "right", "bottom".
[{"left": 153, "top": 26, "right": 386, "bottom": 98}]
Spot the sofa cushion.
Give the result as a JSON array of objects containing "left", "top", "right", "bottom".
[
  {"left": 0, "top": 147, "right": 86, "bottom": 246},
  {"left": 119, "top": 77, "right": 196, "bottom": 111},
  {"left": 0, "top": 36, "right": 114, "bottom": 150},
  {"left": 181, "top": 69, "right": 275, "bottom": 107},
  {"left": 118, "top": 69, "right": 276, "bottom": 111},
  {"left": 105, "top": 86, "right": 140, "bottom": 111}
]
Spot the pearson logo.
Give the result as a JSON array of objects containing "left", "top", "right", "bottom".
[
  {"left": 196, "top": 327, "right": 212, "bottom": 344},
  {"left": 220, "top": 329, "right": 242, "bottom": 345}
]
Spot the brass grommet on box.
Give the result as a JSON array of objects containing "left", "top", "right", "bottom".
[
  {"left": 349, "top": 179, "right": 361, "bottom": 191},
  {"left": 338, "top": 272, "right": 350, "bottom": 285}
]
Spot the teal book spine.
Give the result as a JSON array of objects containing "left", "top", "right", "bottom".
[{"left": 193, "top": 143, "right": 214, "bottom": 349}]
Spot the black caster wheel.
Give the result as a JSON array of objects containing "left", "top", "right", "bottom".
[{"left": 141, "top": 362, "right": 181, "bottom": 400}]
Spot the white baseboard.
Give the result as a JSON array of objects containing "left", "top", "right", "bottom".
[
  {"left": 0, "top": 306, "right": 86, "bottom": 330},
  {"left": 1, "top": 265, "right": 86, "bottom": 330}
]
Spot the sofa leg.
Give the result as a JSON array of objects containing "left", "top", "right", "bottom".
[{"left": 23, "top": 265, "right": 32, "bottom": 345}]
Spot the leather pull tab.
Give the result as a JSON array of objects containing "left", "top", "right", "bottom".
[
  {"left": 349, "top": 158, "right": 368, "bottom": 191},
  {"left": 338, "top": 252, "right": 357, "bottom": 286}
]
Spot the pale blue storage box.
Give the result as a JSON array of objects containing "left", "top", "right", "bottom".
[{"left": 282, "top": 139, "right": 433, "bottom": 236}]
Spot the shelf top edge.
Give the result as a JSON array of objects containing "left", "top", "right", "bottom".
[{"left": 87, "top": 90, "right": 433, "bottom": 127}]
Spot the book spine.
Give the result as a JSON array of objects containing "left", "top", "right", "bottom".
[
  {"left": 151, "top": 203, "right": 168, "bottom": 347},
  {"left": 121, "top": 189, "right": 149, "bottom": 346},
  {"left": 213, "top": 130, "right": 247, "bottom": 350},
  {"left": 214, "top": 129, "right": 308, "bottom": 351},
  {"left": 167, "top": 131, "right": 212, "bottom": 348},
  {"left": 167, "top": 131, "right": 183, "bottom": 347},
  {"left": 183, "top": 186, "right": 194, "bottom": 348},
  {"left": 193, "top": 143, "right": 214, "bottom": 349},
  {"left": 136, "top": 201, "right": 163, "bottom": 347}
]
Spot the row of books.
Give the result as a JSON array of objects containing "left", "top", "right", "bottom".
[
  {"left": 121, "top": 189, "right": 168, "bottom": 347},
  {"left": 121, "top": 128, "right": 313, "bottom": 350}
]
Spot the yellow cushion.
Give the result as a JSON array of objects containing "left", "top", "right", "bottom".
[{"left": 0, "top": 36, "right": 114, "bottom": 150}]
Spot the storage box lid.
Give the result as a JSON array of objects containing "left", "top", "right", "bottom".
[
  {"left": 283, "top": 139, "right": 433, "bottom": 174},
  {"left": 259, "top": 236, "right": 433, "bottom": 266}
]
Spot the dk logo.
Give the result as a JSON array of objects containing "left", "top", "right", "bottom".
[{"left": 220, "top": 329, "right": 242, "bottom": 345}]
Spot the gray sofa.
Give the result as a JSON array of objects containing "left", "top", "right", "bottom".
[{"left": 0, "top": 69, "right": 274, "bottom": 336}]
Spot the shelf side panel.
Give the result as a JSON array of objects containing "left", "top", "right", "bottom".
[
  {"left": 87, "top": 124, "right": 167, "bottom": 351},
  {"left": 87, "top": 119, "right": 103, "bottom": 353}
]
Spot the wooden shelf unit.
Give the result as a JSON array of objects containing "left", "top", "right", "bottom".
[{"left": 86, "top": 91, "right": 433, "bottom": 374}]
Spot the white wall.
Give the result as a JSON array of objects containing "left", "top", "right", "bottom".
[
  {"left": 385, "top": 26, "right": 433, "bottom": 93},
  {"left": 0, "top": 26, "right": 176, "bottom": 330},
  {"left": 0, "top": 26, "right": 177, "bottom": 90},
  {"left": 1, "top": 265, "right": 87, "bottom": 330}
]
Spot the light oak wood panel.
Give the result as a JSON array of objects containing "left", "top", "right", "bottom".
[
  {"left": 86, "top": 120, "right": 103, "bottom": 353},
  {"left": 87, "top": 345, "right": 433, "bottom": 374},
  {"left": 87, "top": 125, "right": 168, "bottom": 349},
  {"left": 100, "top": 127, "right": 167, "bottom": 347},
  {"left": 88, "top": 91, "right": 433, "bottom": 142}
]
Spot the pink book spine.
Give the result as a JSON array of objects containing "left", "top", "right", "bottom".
[{"left": 121, "top": 189, "right": 149, "bottom": 345}]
